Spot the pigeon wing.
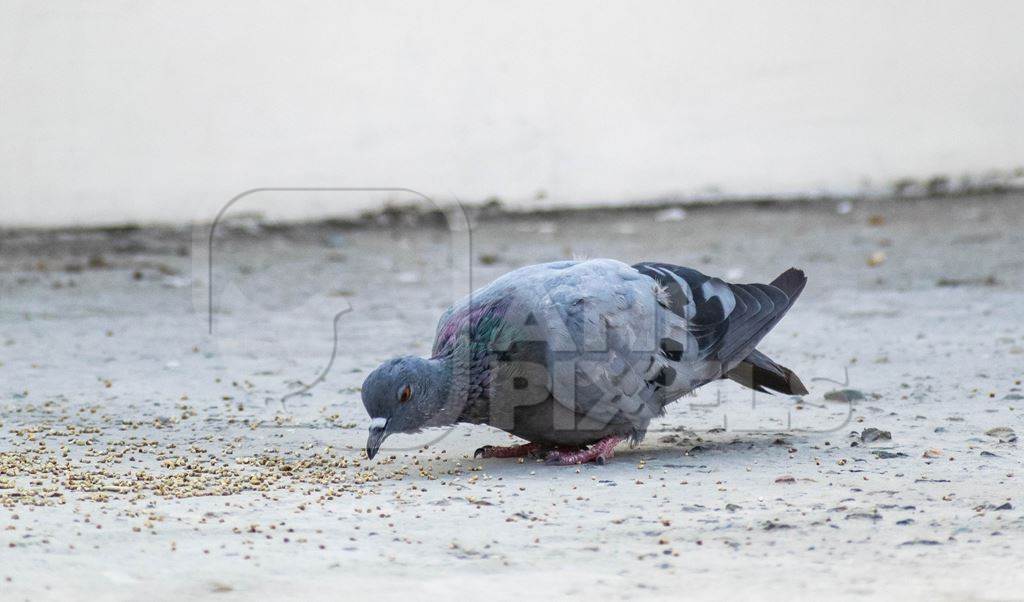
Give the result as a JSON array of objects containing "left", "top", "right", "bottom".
[{"left": 632, "top": 262, "right": 806, "bottom": 377}]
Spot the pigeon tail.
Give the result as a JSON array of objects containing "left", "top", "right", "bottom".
[
  {"left": 719, "top": 268, "right": 808, "bottom": 395},
  {"left": 726, "top": 349, "right": 808, "bottom": 395},
  {"left": 770, "top": 267, "right": 807, "bottom": 302}
]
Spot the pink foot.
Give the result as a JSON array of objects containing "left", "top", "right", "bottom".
[
  {"left": 474, "top": 442, "right": 542, "bottom": 459},
  {"left": 544, "top": 436, "right": 624, "bottom": 465}
]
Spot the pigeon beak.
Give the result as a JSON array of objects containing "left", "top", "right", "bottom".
[{"left": 366, "top": 419, "right": 388, "bottom": 460}]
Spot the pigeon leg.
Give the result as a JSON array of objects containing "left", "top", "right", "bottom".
[
  {"left": 544, "top": 436, "right": 624, "bottom": 465},
  {"left": 474, "top": 442, "right": 543, "bottom": 459}
]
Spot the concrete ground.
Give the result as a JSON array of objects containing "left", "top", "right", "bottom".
[{"left": 1, "top": 194, "right": 1022, "bottom": 601}]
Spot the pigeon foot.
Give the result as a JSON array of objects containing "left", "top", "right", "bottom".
[
  {"left": 544, "top": 436, "right": 624, "bottom": 465},
  {"left": 474, "top": 442, "right": 543, "bottom": 459}
]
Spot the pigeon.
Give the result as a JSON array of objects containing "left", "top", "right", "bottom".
[{"left": 362, "top": 259, "right": 807, "bottom": 464}]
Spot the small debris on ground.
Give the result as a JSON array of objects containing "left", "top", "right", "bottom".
[
  {"left": 860, "top": 428, "right": 892, "bottom": 443},
  {"left": 825, "top": 389, "right": 867, "bottom": 402},
  {"left": 985, "top": 427, "right": 1018, "bottom": 443}
]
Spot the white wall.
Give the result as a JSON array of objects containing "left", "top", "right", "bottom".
[{"left": 2, "top": 0, "right": 1023, "bottom": 226}]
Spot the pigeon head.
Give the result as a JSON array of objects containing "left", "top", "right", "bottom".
[{"left": 361, "top": 356, "right": 451, "bottom": 460}]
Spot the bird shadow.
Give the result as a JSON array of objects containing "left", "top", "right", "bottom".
[{"left": 409, "top": 430, "right": 810, "bottom": 478}]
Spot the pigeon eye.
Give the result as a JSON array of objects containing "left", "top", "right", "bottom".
[{"left": 399, "top": 385, "right": 412, "bottom": 403}]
